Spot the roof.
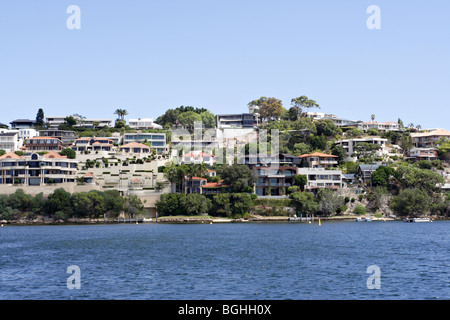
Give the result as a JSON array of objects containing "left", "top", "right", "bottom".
[
  {"left": 182, "top": 152, "right": 215, "bottom": 158},
  {"left": 43, "top": 151, "right": 67, "bottom": 159},
  {"left": 298, "top": 152, "right": 338, "bottom": 158},
  {"left": 0, "top": 152, "right": 23, "bottom": 160},
  {"left": 26, "top": 137, "right": 59, "bottom": 140},
  {"left": 358, "top": 164, "right": 381, "bottom": 171},
  {"left": 83, "top": 172, "right": 94, "bottom": 177},
  {"left": 184, "top": 176, "right": 207, "bottom": 181},
  {"left": 203, "top": 180, "right": 231, "bottom": 188},
  {"left": 119, "top": 142, "right": 150, "bottom": 149},
  {"left": 411, "top": 128, "right": 450, "bottom": 138},
  {"left": 10, "top": 119, "right": 36, "bottom": 123}
]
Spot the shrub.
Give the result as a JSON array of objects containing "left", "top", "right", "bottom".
[{"left": 353, "top": 205, "right": 366, "bottom": 215}]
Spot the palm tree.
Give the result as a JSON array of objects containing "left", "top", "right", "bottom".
[
  {"left": 371, "top": 114, "right": 375, "bottom": 122},
  {"left": 114, "top": 109, "right": 128, "bottom": 120}
]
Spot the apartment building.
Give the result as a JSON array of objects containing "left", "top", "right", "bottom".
[
  {"left": 0, "top": 151, "right": 77, "bottom": 185},
  {"left": 181, "top": 151, "right": 216, "bottom": 166},
  {"left": 362, "top": 121, "right": 400, "bottom": 132},
  {"left": 406, "top": 148, "right": 439, "bottom": 161}
]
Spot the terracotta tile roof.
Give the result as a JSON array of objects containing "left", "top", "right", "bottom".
[
  {"left": 0, "top": 152, "right": 23, "bottom": 159},
  {"left": 120, "top": 142, "right": 150, "bottom": 149},
  {"left": 298, "top": 152, "right": 338, "bottom": 158},
  {"left": 43, "top": 151, "right": 67, "bottom": 159}
]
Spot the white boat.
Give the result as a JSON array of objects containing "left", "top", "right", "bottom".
[
  {"left": 356, "top": 217, "right": 372, "bottom": 222},
  {"left": 403, "top": 218, "right": 431, "bottom": 223}
]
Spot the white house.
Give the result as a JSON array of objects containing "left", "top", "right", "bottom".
[
  {"left": 297, "top": 167, "right": 343, "bottom": 190},
  {"left": 334, "top": 136, "right": 388, "bottom": 161},
  {"left": 128, "top": 118, "right": 163, "bottom": 130}
]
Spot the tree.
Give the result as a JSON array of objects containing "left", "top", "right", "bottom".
[
  {"left": 114, "top": 109, "right": 128, "bottom": 120},
  {"left": 59, "top": 148, "right": 76, "bottom": 159},
  {"left": 315, "top": 119, "right": 342, "bottom": 137},
  {"left": 291, "top": 96, "right": 320, "bottom": 120},
  {"left": 248, "top": 97, "right": 285, "bottom": 122},
  {"left": 294, "top": 174, "right": 307, "bottom": 191},
  {"left": 36, "top": 108, "right": 45, "bottom": 127},
  {"left": 400, "top": 133, "right": 413, "bottom": 155},
  {"left": 316, "top": 189, "right": 344, "bottom": 216},
  {"left": 371, "top": 166, "right": 395, "bottom": 187},
  {"left": 200, "top": 111, "right": 215, "bottom": 128},
  {"left": 219, "top": 164, "right": 255, "bottom": 192},
  {"left": 371, "top": 114, "right": 375, "bottom": 122},
  {"left": 180, "top": 193, "right": 211, "bottom": 215},
  {"left": 156, "top": 193, "right": 184, "bottom": 216},
  {"left": 352, "top": 142, "right": 381, "bottom": 163},
  {"left": 390, "top": 188, "right": 430, "bottom": 217},
  {"left": 394, "top": 164, "right": 445, "bottom": 194},
  {"left": 289, "top": 191, "right": 317, "bottom": 215},
  {"left": 123, "top": 195, "right": 144, "bottom": 218},
  {"left": 45, "top": 188, "right": 72, "bottom": 216},
  {"left": 178, "top": 111, "right": 202, "bottom": 131}
]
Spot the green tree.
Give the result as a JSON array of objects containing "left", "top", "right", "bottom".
[
  {"left": 200, "top": 110, "right": 216, "bottom": 128},
  {"left": 315, "top": 119, "right": 341, "bottom": 137},
  {"left": 35, "top": 108, "right": 45, "bottom": 127},
  {"left": 248, "top": 97, "right": 285, "bottom": 122},
  {"left": 290, "top": 96, "right": 320, "bottom": 120},
  {"left": 114, "top": 108, "right": 128, "bottom": 120},
  {"left": 71, "top": 192, "right": 92, "bottom": 217},
  {"left": 123, "top": 195, "right": 144, "bottom": 218},
  {"left": 178, "top": 111, "right": 202, "bottom": 131},
  {"left": 316, "top": 189, "right": 344, "bottom": 216},
  {"left": 180, "top": 193, "right": 211, "bottom": 215},
  {"left": 219, "top": 164, "right": 255, "bottom": 192},
  {"left": 45, "top": 188, "right": 72, "bottom": 216},
  {"left": 289, "top": 191, "right": 318, "bottom": 215},
  {"left": 59, "top": 148, "right": 76, "bottom": 159},
  {"left": 156, "top": 193, "right": 184, "bottom": 216},
  {"left": 371, "top": 166, "right": 395, "bottom": 187},
  {"left": 390, "top": 188, "right": 430, "bottom": 217},
  {"left": 294, "top": 174, "right": 307, "bottom": 191}
]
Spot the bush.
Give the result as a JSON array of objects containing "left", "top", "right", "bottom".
[{"left": 353, "top": 205, "right": 366, "bottom": 215}]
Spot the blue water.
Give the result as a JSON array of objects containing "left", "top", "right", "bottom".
[{"left": 0, "top": 221, "right": 448, "bottom": 300}]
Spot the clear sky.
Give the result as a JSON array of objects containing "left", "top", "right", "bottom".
[{"left": 0, "top": 0, "right": 449, "bottom": 129}]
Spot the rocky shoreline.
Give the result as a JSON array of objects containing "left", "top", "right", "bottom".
[{"left": 1, "top": 214, "right": 447, "bottom": 226}]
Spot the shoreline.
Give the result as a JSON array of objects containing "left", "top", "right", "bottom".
[{"left": 1, "top": 215, "right": 448, "bottom": 226}]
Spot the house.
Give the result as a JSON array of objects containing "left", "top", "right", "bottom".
[
  {"left": 128, "top": 118, "right": 163, "bottom": 130},
  {"left": 23, "top": 137, "right": 64, "bottom": 152},
  {"left": 19, "top": 129, "right": 38, "bottom": 140},
  {"left": 0, "top": 132, "right": 22, "bottom": 152},
  {"left": 411, "top": 129, "right": 450, "bottom": 148},
  {"left": 184, "top": 176, "right": 207, "bottom": 194},
  {"left": 201, "top": 180, "right": 233, "bottom": 194},
  {"left": 406, "top": 148, "right": 439, "bottom": 161},
  {"left": 334, "top": 137, "right": 388, "bottom": 161},
  {"left": 39, "top": 130, "right": 78, "bottom": 146},
  {"left": 123, "top": 132, "right": 166, "bottom": 153},
  {"left": 45, "top": 116, "right": 114, "bottom": 129},
  {"left": 119, "top": 142, "right": 151, "bottom": 154},
  {"left": 73, "top": 137, "right": 115, "bottom": 152},
  {"left": 216, "top": 113, "right": 256, "bottom": 129},
  {"left": 0, "top": 151, "right": 77, "bottom": 185},
  {"left": 181, "top": 151, "right": 216, "bottom": 166},
  {"left": 298, "top": 152, "right": 338, "bottom": 168},
  {"left": 10, "top": 119, "right": 36, "bottom": 129},
  {"left": 356, "top": 164, "right": 381, "bottom": 184},
  {"left": 297, "top": 167, "right": 343, "bottom": 191},
  {"left": 362, "top": 121, "right": 400, "bottom": 132},
  {"left": 253, "top": 166, "right": 297, "bottom": 196}
]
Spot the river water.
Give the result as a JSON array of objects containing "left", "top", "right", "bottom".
[{"left": 0, "top": 221, "right": 448, "bottom": 300}]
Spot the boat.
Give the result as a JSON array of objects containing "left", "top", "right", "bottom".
[
  {"left": 403, "top": 218, "right": 432, "bottom": 223},
  {"left": 356, "top": 217, "right": 372, "bottom": 222}
]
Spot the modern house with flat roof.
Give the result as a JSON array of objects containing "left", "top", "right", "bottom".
[
  {"left": 334, "top": 136, "right": 388, "bottom": 161},
  {"left": 253, "top": 166, "right": 297, "bottom": 196},
  {"left": 0, "top": 132, "right": 22, "bottom": 153},
  {"left": 46, "top": 116, "right": 114, "bottom": 129},
  {"left": 0, "top": 151, "right": 77, "bottom": 185},
  {"left": 128, "top": 118, "right": 163, "bottom": 130},
  {"left": 123, "top": 132, "right": 166, "bottom": 153},
  {"left": 10, "top": 119, "right": 36, "bottom": 129},
  {"left": 297, "top": 167, "right": 343, "bottom": 191},
  {"left": 216, "top": 113, "right": 256, "bottom": 129}
]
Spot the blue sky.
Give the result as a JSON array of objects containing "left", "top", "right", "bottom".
[{"left": 0, "top": 0, "right": 449, "bottom": 129}]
